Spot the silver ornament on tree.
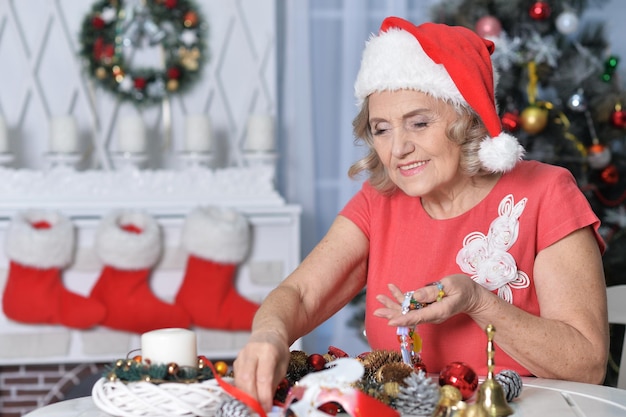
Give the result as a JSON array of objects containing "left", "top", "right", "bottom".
[
  {"left": 567, "top": 88, "right": 587, "bottom": 112},
  {"left": 555, "top": 10, "right": 579, "bottom": 35},
  {"left": 568, "top": 89, "right": 612, "bottom": 170}
]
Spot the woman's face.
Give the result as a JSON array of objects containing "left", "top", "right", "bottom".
[{"left": 368, "top": 89, "right": 463, "bottom": 198}]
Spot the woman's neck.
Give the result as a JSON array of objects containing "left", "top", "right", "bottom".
[{"left": 420, "top": 173, "right": 501, "bottom": 220}]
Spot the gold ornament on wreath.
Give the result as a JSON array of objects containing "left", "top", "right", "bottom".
[{"left": 79, "top": 0, "right": 207, "bottom": 106}]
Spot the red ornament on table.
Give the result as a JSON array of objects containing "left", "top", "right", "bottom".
[
  {"left": 611, "top": 104, "right": 626, "bottom": 129},
  {"left": 529, "top": 1, "right": 551, "bottom": 20},
  {"left": 308, "top": 353, "right": 327, "bottom": 371},
  {"left": 134, "top": 77, "right": 147, "bottom": 90},
  {"left": 439, "top": 361, "right": 479, "bottom": 401},
  {"left": 475, "top": 16, "right": 502, "bottom": 38}
]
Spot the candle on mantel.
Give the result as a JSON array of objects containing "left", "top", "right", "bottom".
[
  {"left": 244, "top": 114, "right": 275, "bottom": 152},
  {"left": 118, "top": 116, "right": 146, "bottom": 153},
  {"left": 0, "top": 116, "right": 8, "bottom": 153},
  {"left": 49, "top": 116, "right": 79, "bottom": 153},
  {"left": 141, "top": 328, "right": 197, "bottom": 367},
  {"left": 185, "top": 114, "right": 213, "bottom": 152}
]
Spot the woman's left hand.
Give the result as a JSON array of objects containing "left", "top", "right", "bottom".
[{"left": 373, "top": 274, "right": 489, "bottom": 327}]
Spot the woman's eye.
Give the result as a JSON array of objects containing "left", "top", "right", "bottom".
[{"left": 411, "top": 121, "right": 428, "bottom": 129}]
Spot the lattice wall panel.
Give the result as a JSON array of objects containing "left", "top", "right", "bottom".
[{"left": 0, "top": 0, "right": 277, "bottom": 170}]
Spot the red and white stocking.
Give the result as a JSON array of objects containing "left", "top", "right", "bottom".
[
  {"left": 2, "top": 210, "right": 106, "bottom": 329},
  {"left": 89, "top": 210, "right": 190, "bottom": 334},
  {"left": 175, "top": 206, "right": 259, "bottom": 330}
]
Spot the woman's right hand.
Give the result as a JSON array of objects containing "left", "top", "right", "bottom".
[{"left": 233, "top": 329, "right": 290, "bottom": 412}]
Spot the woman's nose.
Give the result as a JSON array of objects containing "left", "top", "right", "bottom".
[{"left": 391, "top": 129, "right": 414, "bottom": 158}]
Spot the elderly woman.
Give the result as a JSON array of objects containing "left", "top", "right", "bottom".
[{"left": 233, "top": 17, "right": 608, "bottom": 411}]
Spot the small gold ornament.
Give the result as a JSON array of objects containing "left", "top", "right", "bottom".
[
  {"left": 167, "top": 79, "right": 179, "bottom": 91},
  {"left": 167, "top": 362, "right": 179, "bottom": 376},
  {"left": 95, "top": 67, "right": 107, "bottom": 79},
  {"left": 179, "top": 47, "right": 200, "bottom": 71},
  {"left": 520, "top": 105, "right": 549, "bottom": 135},
  {"left": 215, "top": 360, "right": 229, "bottom": 376}
]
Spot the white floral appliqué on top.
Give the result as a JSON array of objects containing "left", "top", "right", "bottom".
[{"left": 455, "top": 194, "right": 530, "bottom": 303}]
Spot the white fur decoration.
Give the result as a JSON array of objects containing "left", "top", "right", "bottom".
[
  {"left": 95, "top": 210, "right": 162, "bottom": 270},
  {"left": 92, "top": 377, "right": 231, "bottom": 417},
  {"left": 354, "top": 28, "right": 465, "bottom": 107},
  {"left": 182, "top": 206, "right": 250, "bottom": 263},
  {"left": 478, "top": 131, "right": 525, "bottom": 173},
  {"left": 5, "top": 209, "right": 74, "bottom": 268}
]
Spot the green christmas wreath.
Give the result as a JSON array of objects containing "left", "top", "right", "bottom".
[{"left": 79, "top": 0, "right": 207, "bottom": 106}]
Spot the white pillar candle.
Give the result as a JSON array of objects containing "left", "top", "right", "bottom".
[
  {"left": 185, "top": 114, "right": 213, "bottom": 152},
  {"left": 245, "top": 114, "right": 275, "bottom": 151},
  {"left": 0, "top": 116, "right": 8, "bottom": 153},
  {"left": 49, "top": 116, "right": 78, "bottom": 153},
  {"left": 118, "top": 116, "right": 146, "bottom": 153},
  {"left": 141, "top": 328, "right": 197, "bottom": 367}
]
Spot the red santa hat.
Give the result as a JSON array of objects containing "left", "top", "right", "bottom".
[{"left": 354, "top": 16, "right": 524, "bottom": 173}]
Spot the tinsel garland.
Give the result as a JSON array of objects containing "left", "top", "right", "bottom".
[{"left": 78, "top": 0, "right": 207, "bottom": 106}]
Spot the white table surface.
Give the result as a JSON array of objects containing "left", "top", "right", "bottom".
[{"left": 23, "top": 378, "right": 626, "bottom": 417}]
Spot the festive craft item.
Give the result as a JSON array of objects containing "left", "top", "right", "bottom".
[
  {"left": 79, "top": 0, "right": 207, "bottom": 106},
  {"left": 476, "top": 325, "right": 514, "bottom": 417},
  {"left": 2, "top": 210, "right": 106, "bottom": 328},
  {"left": 175, "top": 206, "right": 259, "bottom": 330},
  {"left": 89, "top": 210, "right": 191, "bottom": 333},
  {"left": 141, "top": 328, "right": 197, "bottom": 368},
  {"left": 93, "top": 328, "right": 247, "bottom": 417},
  {"left": 439, "top": 361, "right": 479, "bottom": 401}
]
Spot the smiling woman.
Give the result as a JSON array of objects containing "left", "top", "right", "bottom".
[{"left": 233, "top": 16, "right": 608, "bottom": 413}]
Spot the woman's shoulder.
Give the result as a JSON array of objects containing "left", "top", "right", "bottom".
[{"left": 507, "top": 160, "right": 576, "bottom": 184}]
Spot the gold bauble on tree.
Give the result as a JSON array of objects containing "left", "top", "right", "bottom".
[{"left": 520, "top": 105, "right": 549, "bottom": 135}]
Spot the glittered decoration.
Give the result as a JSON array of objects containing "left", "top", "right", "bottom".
[
  {"left": 439, "top": 362, "right": 479, "bottom": 401},
  {"left": 495, "top": 369, "right": 523, "bottom": 402},
  {"left": 601, "top": 164, "right": 619, "bottom": 185},
  {"left": 395, "top": 370, "right": 441, "bottom": 416},
  {"left": 78, "top": 0, "right": 207, "bottom": 106}
]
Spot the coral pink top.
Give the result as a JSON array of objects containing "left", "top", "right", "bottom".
[{"left": 340, "top": 160, "right": 604, "bottom": 376}]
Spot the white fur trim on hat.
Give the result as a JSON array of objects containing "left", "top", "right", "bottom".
[
  {"left": 5, "top": 210, "right": 74, "bottom": 268},
  {"left": 354, "top": 28, "right": 465, "bottom": 107},
  {"left": 479, "top": 132, "right": 526, "bottom": 173},
  {"left": 95, "top": 210, "right": 161, "bottom": 270},
  {"left": 182, "top": 206, "right": 250, "bottom": 263}
]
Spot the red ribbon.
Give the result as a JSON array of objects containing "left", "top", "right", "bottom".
[{"left": 204, "top": 360, "right": 267, "bottom": 417}]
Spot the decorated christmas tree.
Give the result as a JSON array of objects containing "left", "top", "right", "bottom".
[
  {"left": 430, "top": 0, "right": 625, "bottom": 386},
  {"left": 431, "top": 0, "right": 626, "bottom": 285}
]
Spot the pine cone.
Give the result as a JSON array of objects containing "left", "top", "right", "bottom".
[
  {"left": 495, "top": 369, "right": 523, "bottom": 402},
  {"left": 287, "top": 350, "right": 311, "bottom": 382},
  {"left": 216, "top": 398, "right": 252, "bottom": 417},
  {"left": 360, "top": 350, "right": 403, "bottom": 380},
  {"left": 394, "top": 370, "right": 440, "bottom": 416}
]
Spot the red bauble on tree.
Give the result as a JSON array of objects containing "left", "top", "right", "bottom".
[
  {"left": 601, "top": 164, "right": 619, "bottom": 185},
  {"left": 611, "top": 103, "right": 626, "bottom": 129},
  {"left": 501, "top": 111, "right": 520, "bottom": 132},
  {"left": 588, "top": 143, "right": 612, "bottom": 170},
  {"left": 475, "top": 16, "right": 502, "bottom": 38},
  {"left": 529, "top": 1, "right": 551, "bottom": 20}
]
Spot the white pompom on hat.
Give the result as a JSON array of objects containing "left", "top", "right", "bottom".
[{"left": 354, "top": 16, "right": 524, "bottom": 173}]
